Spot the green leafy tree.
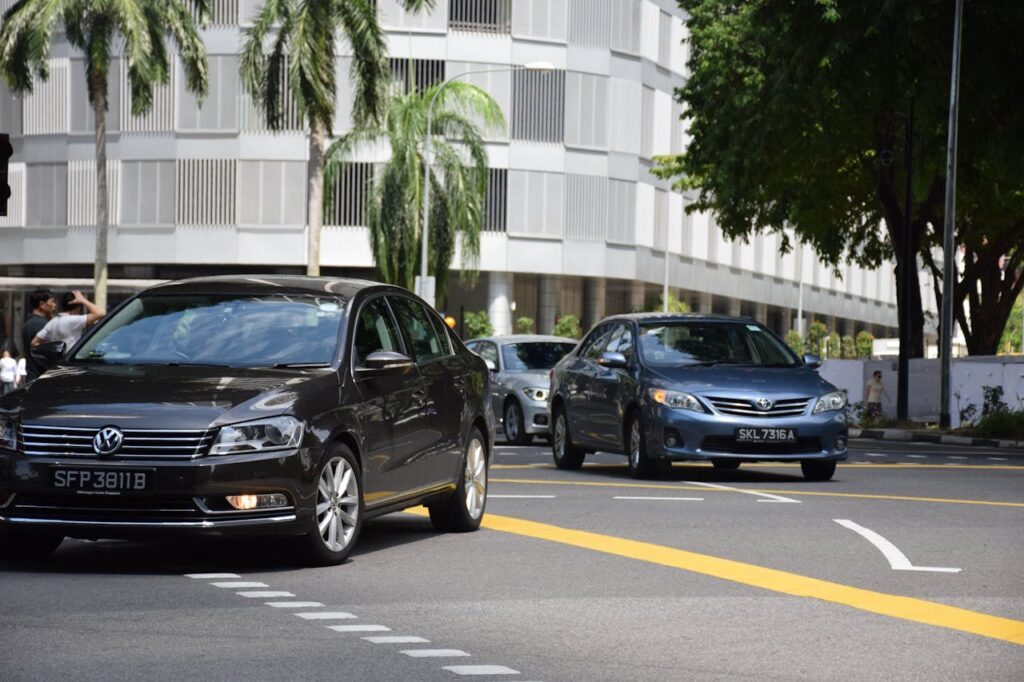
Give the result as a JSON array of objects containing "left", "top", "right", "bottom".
[
  {"left": 655, "top": 0, "right": 1024, "bottom": 356},
  {"left": 462, "top": 311, "right": 493, "bottom": 340},
  {"left": 804, "top": 321, "right": 828, "bottom": 357},
  {"left": 645, "top": 292, "right": 691, "bottom": 314},
  {"left": 825, "top": 331, "right": 842, "bottom": 360},
  {"left": 515, "top": 316, "right": 535, "bottom": 334},
  {"left": 855, "top": 330, "right": 875, "bottom": 359},
  {"left": 784, "top": 330, "right": 804, "bottom": 356},
  {"left": 324, "top": 80, "right": 503, "bottom": 299},
  {"left": 241, "top": 0, "right": 434, "bottom": 277},
  {"left": 841, "top": 335, "right": 857, "bottom": 360},
  {"left": 552, "top": 315, "right": 582, "bottom": 340},
  {"left": 0, "top": 0, "right": 210, "bottom": 307}
]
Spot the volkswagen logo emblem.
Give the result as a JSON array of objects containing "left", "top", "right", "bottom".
[
  {"left": 92, "top": 427, "right": 124, "bottom": 456},
  {"left": 755, "top": 398, "right": 774, "bottom": 411}
]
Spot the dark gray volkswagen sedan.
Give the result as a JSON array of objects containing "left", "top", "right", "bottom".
[
  {"left": 0, "top": 276, "right": 493, "bottom": 565},
  {"left": 549, "top": 314, "right": 848, "bottom": 480}
]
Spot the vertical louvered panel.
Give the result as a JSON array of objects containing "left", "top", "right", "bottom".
[
  {"left": 326, "top": 162, "right": 374, "bottom": 227},
  {"left": 191, "top": 0, "right": 238, "bottom": 26},
  {"left": 482, "top": 168, "right": 507, "bottom": 232},
  {"left": 23, "top": 58, "right": 68, "bottom": 135},
  {"left": 388, "top": 58, "right": 446, "bottom": 96},
  {"left": 121, "top": 68, "right": 175, "bottom": 133},
  {"left": 176, "top": 159, "right": 236, "bottom": 225},
  {"left": 449, "top": 0, "right": 511, "bottom": 33},
  {"left": 0, "top": 164, "right": 25, "bottom": 228},
  {"left": 565, "top": 174, "right": 607, "bottom": 242},
  {"left": 607, "top": 179, "right": 635, "bottom": 244},
  {"left": 67, "top": 160, "right": 119, "bottom": 227},
  {"left": 239, "top": 57, "right": 303, "bottom": 131},
  {"left": 512, "top": 69, "right": 565, "bottom": 143},
  {"left": 26, "top": 164, "right": 68, "bottom": 226},
  {"left": 568, "top": 0, "right": 610, "bottom": 47},
  {"left": 653, "top": 189, "right": 668, "bottom": 250},
  {"left": 610, "top": 0, "right": 641, "bottom": 53}
]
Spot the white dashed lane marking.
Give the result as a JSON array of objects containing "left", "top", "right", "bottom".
[
  {"left": 266, "top": 601, "right": 324, "bottom": 608},
  {"left": 363, "top": 636, "right": 431, "bottom": 644},
  {"left": 988, "top": 457, "right": 1008, "bottom": 461},
  {"left": 211, "top": 581, "right": 268, "bottom": 588},
  {"left": 401, "top": 649, "right": 471, "bottom": 658},
  {"left": 185, "top": 573, "right": 239, "bottom": 579},
  {"left": 684, "top": 480, "right": 800, "bottom": 504},
  {"left": 444, "top": 665, "right": 521, "bottom": 676},
  {"left": 295, "top": 612, "right": 356, "bottom": 620},
  {"left": 237, "top": 591, "right": 295, "bottom": 598},
  {"left": 907, "top": 455, "right": 927, "bottom": 459},
  {"left": 614, "top": 496, "right": 704, "bottom": 502},
  {"left": 948, "top": 456, "right": 967, "bottom": 460},
  {"left": 488, "top": 495, "right": 556, "bottom": 499},
  {"left": 865, "top": 453, "right": 887, "bottom": 458},
  {"left": 327, "top": 624, "right": 391, "bottom": 633}
]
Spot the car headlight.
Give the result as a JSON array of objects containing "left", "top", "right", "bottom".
[
  {"left": 813, "top": 391, "right": 847, "bottom": 415},
  {"left": 0, "top": 418, "right": 16, "bottom": 450},
  {"left": 648, "top": 388, "right": 706, "bottom": 413},
  {"left": 522, "top": 387, "right": 548, "bottom": 402},
  {"left": 209, "top": 416, "right": 304, "bottom": 456}
]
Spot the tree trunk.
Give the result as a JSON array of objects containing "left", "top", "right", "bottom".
[
  {"left": 306, "top": 120, "right": 325, "bottom": 276},
  {"left": 876, "top": 168, "right": 925, "bottom": 358},
  {"left": 91, "top": 71, "right": 109, "bottom": 308}
]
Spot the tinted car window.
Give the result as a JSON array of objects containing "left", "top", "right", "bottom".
[
  {"left": 74, "top": 294, "right": 344, "bottom": 367},
  {"left": 390, "top": 297, "right": 446, "bottom": 363},
  {"left": 580, "top": 325, "right": 612, "bottom": 360},
  {"left": 476, "top": 341, "right": 499, "bottom": 366},
  {"left": 606, "top": 323, "right": 635, "bottom": 360},
  {"left": 353, "top": 297, "right": 403, "bottom": 368},
  {"left": 501, "top": 342, "right": 576, "bottom": 371},
  {"left": 638, "top": 321, "right": 799, "bottom": 367}
]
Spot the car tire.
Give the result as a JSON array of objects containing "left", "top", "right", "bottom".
[
  {"left": 503, "top": 400, "right": 533, "bottom": 446},
  {"left": 430, "top": 427, "right": 488, "bottom": 533},
  {"left": 626, "top": 411, "right": 659, "bottom": 479},
  {"left": 801, "top": 459, "right": 837, "bottom": 481},
  {"left": 552, "top": 407, "right": 586, "bottom": 470},
  {"left": 299, "top": 444, "right": 364, "bottom": 566},
  {"left": 0, "top": 527, "right": 63, "bottom": 560},
  {"left": 712, "top": 459, "right": 741, "bottom": 471}
]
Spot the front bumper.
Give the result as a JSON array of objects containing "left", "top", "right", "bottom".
[
  {"left": 520, "top": 400, "right": 551, "bottom": 435},
  {"left": 0, "top": 447, "right": 316, "bottom": 539},
  {"left": 643, "top": 403, "right": 849, "bottom": 462}
]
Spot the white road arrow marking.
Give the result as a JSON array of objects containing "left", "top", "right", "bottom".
[
  {"left": 834, "top": 519, "right": 961, "bottom": 573},
  {"left": 684, "top": 480, "right": 800, "bottom": 503}
]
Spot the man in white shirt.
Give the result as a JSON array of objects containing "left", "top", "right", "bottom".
[
  {"left": 32, "top": 290, "right": 106, "bottom": 351},
  {"left": 0, "top": 350, "right": 17, "bottom": 394}
]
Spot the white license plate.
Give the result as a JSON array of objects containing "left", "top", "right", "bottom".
[
  {"left": 735, "top": 427, "right": 797, "bottom": 443},
  {"left": 50, "top": 468, "right": 153, "bottom": 495}
]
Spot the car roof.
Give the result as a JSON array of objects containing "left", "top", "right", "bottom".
[
  {"left": 599, "top": 312, "right": 756, "bottom": 325},
  {"left": 466, "top": 334, "right": 579, "bottom": 345},
  {"left": 142, "top": 275, "right": 400, "bottom": 301}
]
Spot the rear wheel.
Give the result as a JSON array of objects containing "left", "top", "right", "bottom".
[
  {"left": 626, "top": 412, "right": 659, "bottom": 479},
  {"left": 552, "top": 407, "right": 586, "bottom": 470},
  {"left": 0, "top": 526, "right": 63, "bottom": 560},
  {"left": 801, "top": 459, "right": 837, "bottom": 481},
  {"left": 430, "top": 428, "right": 488, "bottom": 532},
  {"left": 300, "top": 445, "right": 363, "bottom": 566},
  {"left": 711, "top": 459, "right": 741, "bottom": 471},
  {"left": 503, "top": 400, "right": 533, "bottom": 446}
]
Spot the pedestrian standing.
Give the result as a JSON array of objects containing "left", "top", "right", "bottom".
[
  {"left": 32, "top": 290, "right": 106, "bottom": 351},
  {"left": 0, "top": 350, "right": 16, "bottom": 394},
  {"left": 15, "top": 355, "right": 26, "bottom": 387},
  {"left": 21, "top": 289, "right": 56, "bottom": 383},
  {"left": 864, "top": 370, "right": 891, "bottom": 419}
]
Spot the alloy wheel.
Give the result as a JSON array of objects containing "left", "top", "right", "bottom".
[
  {"left": 554, "top": 413, "right": 567, "bottom": 458},
  {"left": 316, "top": 456, "right": 360, "bottom": 552},
  {"left": 505, "top": 403, "right": 520, "bottom": 441},
  {"left": 464, "top": 437, "right": 487, "bottom": 520},
  {"left": 630, "top": 419, "right": 641, "bottom": 469}
]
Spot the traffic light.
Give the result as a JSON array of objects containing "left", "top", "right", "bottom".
[{"left": 0, "top": 133, "right": 12, "bottom": 217}]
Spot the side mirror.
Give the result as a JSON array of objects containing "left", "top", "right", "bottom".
[
  {"left": 31, "top": 341, "right": 66, "bottom": 369},
  {"left": 599, "top": 351, "right": 629, "bottom": 369},
  {"left": 803, "top": 354, "right": 822, "bottom": 369},
  {"left": 484, "top": 358, "right": 497, "bottom": 372},
  {"left": 359, "top": 351, "right": 414, "bottom": 372}
]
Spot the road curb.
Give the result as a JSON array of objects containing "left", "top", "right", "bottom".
[{"left": 850, "top": 427, "right": 1024, "bottom": 452}]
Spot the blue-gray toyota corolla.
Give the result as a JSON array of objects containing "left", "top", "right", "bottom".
[{"left": 548, "top": 313, "right": 848, "bottom": 480}]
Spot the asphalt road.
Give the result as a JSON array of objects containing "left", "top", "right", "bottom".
[{"left": 2, "top": 440, "right": 1022, "bottom": 680}]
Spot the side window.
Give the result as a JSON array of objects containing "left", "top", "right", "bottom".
[
  {"left": 581, "top": 325, "right": 612, "bottom": 360},
  {"left": 390, "top": 297, "right": 445, "bottom": 363},
  {"left": 607, "top": 323, "right": 635, "bottom": 360},
  {"left": 477, "top": 342, "right": 499, "bottom": 367},
  {"left": 427, "top": 311, "right": 454, "bottom": 357},
  {"left": 352, "top": 297, "right": 403, "bottom": 369}
]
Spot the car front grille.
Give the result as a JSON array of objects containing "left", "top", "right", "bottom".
[
  {"left": 706, "top": 396, "right": 811, "bottom": 418},
  {"left": 9, "top": 493, "right": 202, "bottom": 521},
  {"left": 700, "top": 436, "right": 823, "bottom": 455},
  {"left": 20, "top": 424, "right": 214, "bottom": 459}
]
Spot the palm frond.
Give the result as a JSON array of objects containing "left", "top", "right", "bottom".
[
  {"left": 161, "top": 0, "right": 209, "bottom": 100},
  {"left": 0, "top": 0, "right": 67, "bottom": 92},
  {"left": 336, "top": 0, "right": 388, "bottom": 127},
  {"left": 290, "top": 0, "right": 335, "bottom": 131}
]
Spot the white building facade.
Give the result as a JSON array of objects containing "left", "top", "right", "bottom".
[{"left": 0, "top": 0, "right": 899, "bottom": 342}]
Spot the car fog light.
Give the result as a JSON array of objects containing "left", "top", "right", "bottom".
[
  {"left": 835, "top": 437, "right": 848, "bottom": 452},
  {"left": 664, "top": 429, "right": 683, "bottom": 449},
  {"left": 226, "top": 493, "right": 289, "bottom": 511}
]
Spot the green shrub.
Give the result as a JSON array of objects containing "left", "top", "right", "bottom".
[
  {"left": 841, "top": 335, "right": 857, "bottom": 359},
  {"left": 645, "top": 293, "right": 691, "bottom": 313},
  {"left": 784, "top": 330, "right": 804, "bottom": 355},
  {"left": 515, "top": 316, "right": 534, "bottom": 334},
  {"left": 855, "top": 330, "right": 874, "bottom": 359},
  {"left": 552, "top": 314, "right": 582, "bottom": 339},
  {"left": 973, "top": 409, "right": 1024, "bottom": 440},
  {"left": 804, "top": 321, "right": 828, "bottom": 356},
  {"left": 463, "top": 311, "right": 493, "bottom": 339},
  {"left": 825, "top": 331, "right": 842, "bottom": 359}
]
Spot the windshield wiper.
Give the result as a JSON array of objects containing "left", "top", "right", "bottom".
[
  {"left": 689, "top": 360, "right": 747, "bottom": 367},
  {"left": 271, "top": 362, "right": 332, "bottom": 369}
]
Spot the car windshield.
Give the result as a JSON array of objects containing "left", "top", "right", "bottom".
[
  {"left": 638, "top": 321, "right": 799, "bottom": 367},
  {"left": 501, "top": 342, "right": 577, "bottom": 371},
  {"left": 73, "top": 293, "right": 346, "bottom": 368}
]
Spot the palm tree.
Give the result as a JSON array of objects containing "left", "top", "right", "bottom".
[
  {"left": 241, "top": 0, "right": 433, "bottom": 277},
  {"left": 0, "top": 0, "right": 209, "bottom": 308},
  {"left": 323, "top": 81, "right": 504, "bottom": 300}
]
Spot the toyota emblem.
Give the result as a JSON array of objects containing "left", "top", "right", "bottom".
[
  {"left": 755, "top": 398, "right": 773, "bottom": 411},
  {"left": 93, "top": 427, "right": 125, "bottom": 456}
]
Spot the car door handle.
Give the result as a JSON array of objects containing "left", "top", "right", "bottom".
[{"left": 411, "top": 389, "right": 427, "bottom": 406}]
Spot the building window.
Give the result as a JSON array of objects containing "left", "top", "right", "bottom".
[
  {"left": 607, "top": 179, "right": 635, "bottom": 244},
  {"left": 483, "top": 168, "right": 507, "bottom": 232},
  {"left": 326, "top": 162, "right": 374, "bottom": 227},
  {"left": 565, "top": 174, "right": 608, "bottom": 242},
  {"left": 511, "top": 69, "right": 565, "bottom": 143},
  {"left": 120, "top": 161, "right": 175, "bottom": 226},
  {"left": 22, "top": 58, "right": 68, "bottom": 135},
  {"left": 568, "top": 0, "right": 610, "bottom": 47},
  {"left": 449, "top": 0, "right": 512, "bottom": 33},
  {"left": 121, "top": 68, "right": 175, "bottom": 134},
  {"left": 564, "top": 72, "right": 609, "bottom": 149},
  {"left": 26, "top": 164, "right": 67, "bottom": 226},
  {"left": 68, "top": 160, "right": 119, "bottom": 227},
  {"left": 239, "top": 160, "right": 306, "bottom": 226},
  {"left": 239, "top": 57, "right": 303, "bottom": 131},
  {"left": 176, "top": 159, "right": 237, "bottom": 226},
  {"left": 191, "top": 0, "right": 238, "bottom": 26},
  {"left": 388, "top": 58, "right": 446, "bottom": 96}
]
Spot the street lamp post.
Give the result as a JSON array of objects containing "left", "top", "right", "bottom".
[{"left": 418, "top": 61, "right": 554, "bottom": 307}]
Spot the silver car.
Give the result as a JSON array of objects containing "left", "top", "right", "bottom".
[{"left": 465, "top": 335, "right": 578, "bottom": 445}]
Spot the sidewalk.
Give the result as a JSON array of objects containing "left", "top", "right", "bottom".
[{"left": 850, "top": 427, "right": 1024, "bottom": 452}]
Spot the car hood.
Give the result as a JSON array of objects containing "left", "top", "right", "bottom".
[
  {"left": 644, "top": 364, "right": 835, "bottom": 397},
  {"left": 1, "top": 364, "right": 333, "bottom": 430},
  {"left": 499, "top": 369, "right": 552, "bottom": 389}
]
